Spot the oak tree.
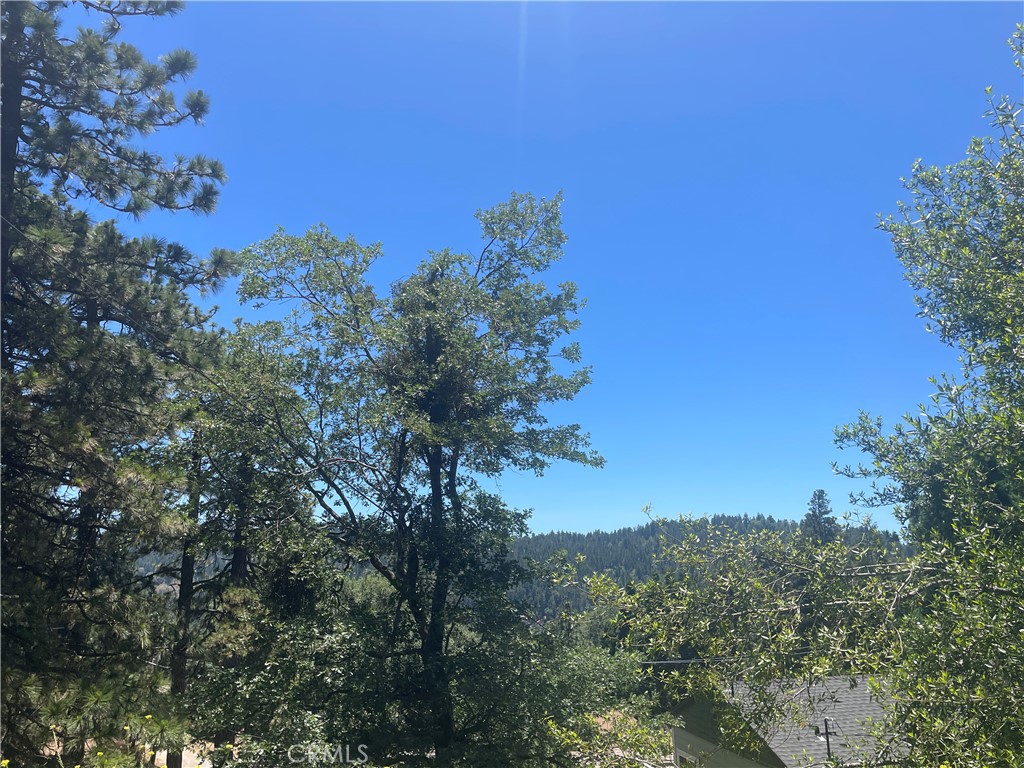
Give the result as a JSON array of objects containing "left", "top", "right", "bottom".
[{"left": 238, "top": 192, "right": 603, "bottom": 765}]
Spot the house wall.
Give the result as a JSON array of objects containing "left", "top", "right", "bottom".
[{"left": 671, "top": 727, "right": 772, "bottom": 768}]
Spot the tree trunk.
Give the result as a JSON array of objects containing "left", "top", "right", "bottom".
[
  {"left": 167, "top": 453, "right": 200, "bottom": 768},
  {"left": 166, "top": 544, "right": 194, "bottom": 768},
  {"left": 1, "top": 2, "right": 24, "bottom": 302},
  {"left": 424, "top": 446, "right": 455, "bottom": 764}
]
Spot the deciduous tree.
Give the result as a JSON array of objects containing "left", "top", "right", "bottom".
[{"left": 237, "top": 192, "right": 603, "bottom": 765}]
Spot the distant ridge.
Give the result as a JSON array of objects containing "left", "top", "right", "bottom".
[{"left": 512, "top": 514, "right": 900, "bottom": 617}]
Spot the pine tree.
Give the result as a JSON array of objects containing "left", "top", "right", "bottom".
[
  {"left": 800, "top": 489, "right": 840, "bottom": 543},
  {"left": 1, "top": 1, "right": 223, "bottom": 283},
  {"left": 1, "top": 4, "right": 229, "bottom": 763}
]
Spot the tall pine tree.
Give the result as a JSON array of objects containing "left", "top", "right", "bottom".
[{"left": 1, "top": 3, "right": 230, "bottom": 763}]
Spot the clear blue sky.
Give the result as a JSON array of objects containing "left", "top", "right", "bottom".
[{"left": 98, "top": 1, "right": 1021, "bottom": 534}]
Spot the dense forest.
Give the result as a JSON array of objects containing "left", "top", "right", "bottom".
[
  {"left": 512, "top": 511, "right": 902, "bottom": 617},
  {"left": 1, "top": 4, "right": 1021, "bottom": 768}
]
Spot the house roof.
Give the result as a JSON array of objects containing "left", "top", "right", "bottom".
[{"left": 729, "top": 676, "right": 897, "bottom": 767}]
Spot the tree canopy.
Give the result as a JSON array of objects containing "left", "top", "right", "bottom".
[
  {"left": 234, "top": 192, "right": 606, "bottom": 764},
  {"left": 1, "top": 3, "right": 231, "bottom": 763}
]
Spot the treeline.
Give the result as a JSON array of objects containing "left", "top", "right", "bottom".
[{"left": 512, "top": 512, "right": 903, "bottom": 617}]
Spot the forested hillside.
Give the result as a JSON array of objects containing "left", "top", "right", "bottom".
[{"left": 512, "top": 509, "right": 901, "bottom": 616}]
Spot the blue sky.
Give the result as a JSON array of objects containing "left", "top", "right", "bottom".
[{"left": 94, "top": 2, "right": 1021, "bottom": 534}]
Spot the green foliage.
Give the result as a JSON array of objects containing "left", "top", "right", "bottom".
[
  {"left": 529, "top": 633, "right": 671, "bottom": 768},
  {"left": 3, "top": 652, "right": 186, "bottom": 768},
  {"left": 799, "top": 489, "right": 840, "bottom": 544},
  {"left": 1, "top": 3, "right": 229, "bottom": 764},
  {"left": 836, "top": 26, "right": 1024, "bottom": 542},
  {"left": 185, "top": 524, "right": 357, "bottom": 768},
  {"left": 887, "top": 521, "right": 1024, "bottom": 766},
  {"left": 831, "top": 35, "right": 1024, "bottom": 760},
  {"left": 137, "top": 338, "right": 325, "bottom": 768},
  {"left": 1, "top": 1, "right": 224, "bottom": 218},
  {"left": 513, "top": 513, "right": 895, "bottom": 618},
  {"left": 235, "top": 192, "right": 604, "bottom": 764},
  {"left": 603, "top": 519, "right": 905, "bottom": 754}
]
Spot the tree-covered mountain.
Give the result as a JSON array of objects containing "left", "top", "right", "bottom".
[{"left": 512, "top": 509, "right": 902, "bottom": 617}]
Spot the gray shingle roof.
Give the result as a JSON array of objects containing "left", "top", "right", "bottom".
[{"left": 730, "top": 676, "right": 896, "bottom": 767}]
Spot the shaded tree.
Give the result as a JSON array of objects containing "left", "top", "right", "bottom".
[{"left": 144, "top": 339, "right": 316, "bottom": 768}]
